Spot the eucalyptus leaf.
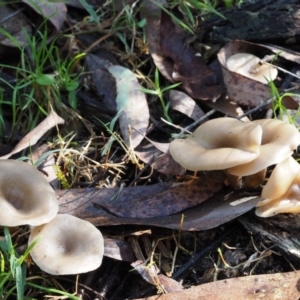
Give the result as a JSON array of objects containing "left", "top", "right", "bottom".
[{"left": 108, "top": 65, "right": 149, "bottom": 149}]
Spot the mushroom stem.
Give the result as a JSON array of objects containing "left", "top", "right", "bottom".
[
  {"left": 256, "top": 156, "right": 300, "bottom": 217},
  {"left": 243, "top": 169, "right": 266, "bottom": 189},
  {"left": 223, "top": 170, "right": 242, "bottom": 189}
]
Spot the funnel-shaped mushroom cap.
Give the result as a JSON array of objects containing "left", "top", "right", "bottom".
[
  {"left": 228, "top": 119, "right": 300, "bottom": 176},
  {"left": 256, "top": 156, "right": 300, "bottom": 217},
  {"left": 0, "top": 160, "right": 58, "bottom": 226},
  {"left": 169, "top": 118, "right": 262, "bottom": 171},
  {"left": 28, "top": 214, "right": 104, "bottom": 275},
  {"left": 227, "top": 53, "right": 278, "bottom": 84}
]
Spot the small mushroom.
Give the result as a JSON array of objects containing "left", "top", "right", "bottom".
[
  {"left": 169, "top": 118, "right": 262, "bottom": 171},
  {"left": 227, "top": 53, "right": 278, "bottom": 84},
  {"left": 228, "top": 119, "right": 300, "bottom": 177},
  {"left": 28, "top": 214, "right": 104, "bottom": 275},
  {"left": 0, "top": 160, "right": 58, "bottom": 226},
  {"left": 256, "top": 156, "right": 300, "bottom": 217}
]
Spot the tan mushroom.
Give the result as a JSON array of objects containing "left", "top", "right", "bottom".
[
  {"left": 0, "top": 160, "right": 58, "bottom": 226},
  {"left": 169, "top": 118, "right": 262, "bottom": 171},
  {"left": 228, "top": 119, "right": 300, "bottom": 177},
  {"left": 256, "top": 156, "right": 300, "bottom": 217},
  {"left": 28, "top": 214, "right": 104, "bottom": 275},
  {"left": 227, "top": 53, "right": 278, "bottom": 84}
]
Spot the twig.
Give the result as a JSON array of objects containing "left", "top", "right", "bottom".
[
  {"left": 161, "top": 109, "right": 217, "bottom": 139},
  {"left": 172, "top": 227, "right": 234, "bottom": 280}
]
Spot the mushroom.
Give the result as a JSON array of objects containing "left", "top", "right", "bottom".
[
  {"left": 28, "top": 214, "right": 104, "bottom": 275},
  {"left": 228, "top": 119, "right": 300, "bottom": 177},
  {"left": 169, "top": 118, "right": 262, "bottom": 171},
  {"left": 227, "top": 53, "right": 278, "bottom": 84},
  {"left": 0, "top": 159, "right": 58, "bottom": 226},
  {"left": 256, "top": 156, "right": 300, "bottom": 217}
]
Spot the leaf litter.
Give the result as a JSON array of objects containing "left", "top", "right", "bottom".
[{"left": 1, "top": 0, "right": 300, "bottom": 299}]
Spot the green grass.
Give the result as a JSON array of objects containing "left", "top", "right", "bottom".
[
  {"left": 140, "top": 68, "right": 181, "bottom": 123},
  {"left": 0, "top": 23, "right": 84, "bottom": 135},
  {"left": 269, "top": 80, "right": 300, "bottom": 127},
  {"left": 0, "top": 227, "right": 81, "bottom": 299}
]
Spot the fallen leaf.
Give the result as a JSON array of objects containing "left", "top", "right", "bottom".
[
  {"left": 136, "top": 270, "right": 300, "bottom": 300},
  {"left": 57, "top": 176, "right": 260, "bottom": 230},
  {"left": 0, "top": 110, "right": 64, "bottom": 159},
  {"left": 30, "top": 144, "right": 59, "bottom": 188},
  {"left": 218, "top": 40, "right": 275, "bottom": 107},
  {"left": 140, "top": 0, "right": 173, "bottom": 82},
  {"left": 85, "top": 53, "right": 117, "bottom": 112},
  {"left": 22, "top": 0, "right": 67, "bottom": 38},
  {"left": 96, "top": 172, "right": 225, "bottom": 218},
  {"left": 141, "top": 1, "right": 224, "bottom": 100},
  {"left": 0, "top": 5, "right": 32, "bottom": 47},
  {"left": 160, "top": 12, "right": 223, "bottom": 100},
  {"left": 169, "top": 90, "right": 205, "bottom": 121},
  {"left": 104, "top": 238, "right": 136, "bottom": 262},
  {"left": 135, "top": 143, "right": 185, "bottom": 175},
  {"left": 205, "top": 95, "right": 249, "bottom": 121},
  {"left": 108, "top": 65, "right": 150, "bottom": 148},
  {"left": 131, "top": 260, "right": 184, "bottom": 293}
]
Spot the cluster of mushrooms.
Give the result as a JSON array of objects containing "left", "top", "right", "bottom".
[
  {"left": 0, "top": 159, "right": 104, "bottom": 275},
  {"left": 169, "top": 117, "right": 300, "bottom": 217}
]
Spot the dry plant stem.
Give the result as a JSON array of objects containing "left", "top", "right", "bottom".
[
  {"left": 172, "top": 227, "right": 234, "bottom": 280},
  {"left": 128, "top": 154, "right": 157, "bottom": 186},
  {"left": 84, "top": 32, "right": 114, "bottom": 53},
  {"left": 236, "top": 97, "right": 275, "bottom": 120},
  {"left": 0, "top": 7, "right": 25, "bottom": 24},
  {"left": 262, "top": 60, "right": 300, "bottom": 80},
  {"left": 237, "top": 86, "right": 299, "bottom": 120},
  {"left": 162, "top": 109, "right": 216, "bottom": 139}
]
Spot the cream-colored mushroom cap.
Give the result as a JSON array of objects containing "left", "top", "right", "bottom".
[
  {"left": 256, "top": 156, "right": 300, "bottom": 217},
  {"left": 228, "top": 119, "right": 300, "bottom": 176},
  {"left": 28, "top": 214, "right": 104, "bottom": 275},
  {"left": 227, "top": 53, "right": 278, "bottom": 84},
  {"left": 0, "top": 159, "right": 58, "bottom": 226},
  {"left": 169, "top": 118, "right": 262, "bottom": 171}
]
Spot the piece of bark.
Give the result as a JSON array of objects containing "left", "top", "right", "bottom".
[
  {"left": 202, "top": 1, "right": 300, "bottom": 43},
  {"left": 135, "top": 270, "right": 300, "bottom": 300},
  {"left": 239, "top": 216, "right": 300, "bottom": 260}
]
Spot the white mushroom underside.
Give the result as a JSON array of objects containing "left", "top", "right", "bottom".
[
  {"left": 0, "top": 160, "right": 58, "bottom": 226},
  {"left": 29, "top": 214, "right": 104, "bottom": 275}
]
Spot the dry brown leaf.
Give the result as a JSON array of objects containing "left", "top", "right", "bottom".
[
  {"left": 30, "top": 144, "right": 59, "bottom": 188},
  {"left": 141, "top": 1, "right": 223, "bottom": 100},
  {"left": 136, "top": 270, "right": 300, "bottom": 300},
  {"left": 135, "top": 143, "right": 185, "bottom": 175},
  {"left": 57, "top": 179, "right": 260, "bottom": 230},
  {"left": 131, "top": 261, "right": 183, "bottom": 293},
  {"left": 108, "top": 65, "right": 150, "bottom": 149},
  {"left": 218, "top": 40, "right": 274, "bottom": 107},
  {"left": 0, "top": 5, "right": 32, "bottom": 47},
  {"left": 205, "top": 94, "right": 249, "bottom": 121},
  {"left": 104, "top": 238, "right": 136, "bottom": 262},
  {"left": 169, "top": 90, "right": 205, "bottom": 121},
  {"left": 22, "top": 0, "right": 67, "bottom": 38},
  {"left": 85, "top": 53, "right": 117, "bottom": 112},
  {"left": 140, "top": 0, "right": 173, "bottom": 82},
  {"left": 0, "top": 111, "right": 64, "bottom": 159},
  {"left": 95, "top": 173, "right": 224, "bottom": 218}
]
